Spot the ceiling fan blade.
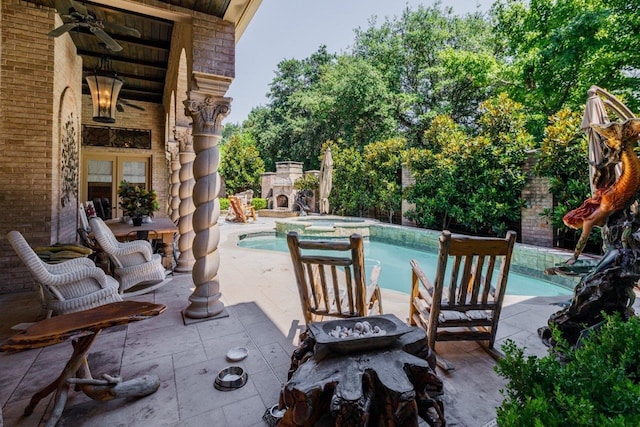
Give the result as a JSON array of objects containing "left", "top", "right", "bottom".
[
  {"left": 103, "top": 22, "right": 141, "bottom": 38},
  {"left": 121, "top": 100, "right": 145, "bottom": 111},
  {"left": 68, "top": 0, "right": 88, "bottom": 16},
  {"left": 47, "top": 22, "right": 78, "bottom": 38},
  {"left": 53, "top": 0, "right": 76, "bottom": 14},
  {"left": 90, "top": 27, "right": 122, "bottom": 52}
]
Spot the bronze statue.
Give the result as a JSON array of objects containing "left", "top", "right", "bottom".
[{"left": 540, "top": 88, "right": 640, "bottom": 349}]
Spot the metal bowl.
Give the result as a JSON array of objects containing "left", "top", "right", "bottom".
[{"left": 214, "top": 366, "right": 248, "bottom": 391}]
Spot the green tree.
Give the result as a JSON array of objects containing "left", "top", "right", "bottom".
[
  {"left": 352, "top": 4, "right": 500, "bottom": 144},
  {"left": 308, "top": 56, "right": 399, "bottom": 150},
  {"left": 330, "top": 143, "right": 372, "bottom": 217},
  {"left": 219, "top": 132, "right": 265, "bottom": 195},
  {"left": 364, "top": 138, "right": 407, "bottom": 223},
  {"left": 244, "top": 46, "right": 336, "bottom": 171},
  {"left": 405, "top": 94, "right": 534, "bottom": 235},
  {"left": 491, "top": 0, "right": 640, "bottom": 135}
]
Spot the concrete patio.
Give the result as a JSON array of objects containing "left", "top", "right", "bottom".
[{"left": 0, "top": 217, "right": 572, "bottom": 426}]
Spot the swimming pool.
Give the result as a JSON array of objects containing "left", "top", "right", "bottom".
[{"left": 237, "top": 233, "right": 573, "bottom": 297}]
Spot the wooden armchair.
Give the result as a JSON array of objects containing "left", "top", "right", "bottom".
[
  {"left": 90, "top": 218, "right": 170, "bottom": 297},
  {"left": 7, "top": 231, "right": 122, "bottom": 317},
  {"left": 286, "top": 231, "right": 383, "bottom": 324},
  {"left": 409, "top": 230, "right": 516, "bottom": 366}
]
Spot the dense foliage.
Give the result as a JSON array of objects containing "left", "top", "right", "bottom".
[
  {"left": 496, "top": 313, "right": 640, "bottom": 426},
  {"left": 492, "top": 0, "right": 640, "bottom": 136},
  {"left": 404, "top": 94, "right": 533, "bottom": 234},
  {"left": 219, "top": 132, "right": 265, "bottom": 195},
  {"left": 533, "top": 109, "right": 601, "bottom": 248},
  {"left": 223, "top": 0, "right": 638, "bottom": 235},
  {"left": 352, "top": 4, "right": 500, "bottom": 142}
]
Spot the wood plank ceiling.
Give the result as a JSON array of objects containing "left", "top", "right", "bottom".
[{"left": 26, "top": 0, "right": 233, "bottom": 106}]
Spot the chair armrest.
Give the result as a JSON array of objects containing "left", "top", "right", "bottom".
[
  {"left": 49, "top": 266, "right": 106, "bottom": 284},
  {"left": 110, "top": 240, "right": 153, "bottom": 260},
  {"left": 46, "top": 257, "right": 95, "bottom": 273},
  {"left": 410, "top": 259, "right": 434, "bottom": 305}
]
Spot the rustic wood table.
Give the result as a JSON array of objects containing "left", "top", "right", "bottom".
[
  {"left": 278, "top": 317, "right": 445, "bottom": 427},
  {"left": 0, "top": 301, "right": 166, "bottom": 427},
  {"left": 105, "top": 218, "right": 177, "bottom": 269}
]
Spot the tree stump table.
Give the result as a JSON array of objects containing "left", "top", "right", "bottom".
[
  {"left": 0, "top": 301, "right": 166, "bottom": 427},
  {"left": 278, "top": 315, "right": 445, "bottom": 427}
]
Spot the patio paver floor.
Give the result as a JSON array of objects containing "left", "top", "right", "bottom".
[{"left": 0, "top": 217, "right": 579, "bottom": 426}]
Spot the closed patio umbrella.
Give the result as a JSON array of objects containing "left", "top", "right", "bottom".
[{"left": 319, "top": 148, "right": 333, "bottom": 214}]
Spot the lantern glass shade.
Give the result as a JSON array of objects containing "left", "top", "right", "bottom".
[{"left": 86, "top": 73, "right": 123, "bottom": 123}]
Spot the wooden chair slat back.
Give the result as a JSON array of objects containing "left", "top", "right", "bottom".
[
  {"left": 287, "top": 231, "right": 368, "bottom": 323},
  {"left": 410, "top": 229, "right": 517, "bottom": 351}
]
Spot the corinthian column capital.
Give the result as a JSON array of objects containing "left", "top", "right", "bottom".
[{"left": 183, "top": 96, "right": 231, "bottom": 135}]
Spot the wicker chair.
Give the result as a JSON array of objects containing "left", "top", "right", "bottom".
[
  {"left": 90, "top": 217, "right": 170, "bottom": 297},
  {"left": 7, "top": 231, "right": 122, "bottom": 318}
]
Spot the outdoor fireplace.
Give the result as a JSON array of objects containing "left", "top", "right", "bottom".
[{"left": 261, "top": 161, "right": 318, "bottom": 211}]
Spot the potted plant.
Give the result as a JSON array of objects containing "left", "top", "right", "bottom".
[{"left": 118, "top": 180, "right": 159, "bottom": 226}]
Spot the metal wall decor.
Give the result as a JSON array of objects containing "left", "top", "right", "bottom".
[
  {"left": 60, "top": 112, "right": 79, "bottom": 207},
  {"left": 82, "top": 125, "right": 151, "bottom": 149}
]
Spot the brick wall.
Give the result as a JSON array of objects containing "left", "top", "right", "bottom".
[
  {"left": 0, "top": 1, "right": 58, "bottom": 293},
  {"left": 521, "top": 152, "right": 555, "bottom": 247},
  {"left": 192, "top": 14, "right": 235, "bottom": 79}
]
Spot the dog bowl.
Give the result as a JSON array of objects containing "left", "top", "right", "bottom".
[
  {"left": 226, "top": 347, "right": 248, "bottom": 362},
  {"left": 214, "top": 366, "right": 248, "bottom": 391}
]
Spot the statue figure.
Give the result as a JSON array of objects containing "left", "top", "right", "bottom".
[
  {"left": 540, "top": 118, "right": 640, "bottom": 348},
  {"left": 294, "top": 190, "right": 313, "bottom": 216}
]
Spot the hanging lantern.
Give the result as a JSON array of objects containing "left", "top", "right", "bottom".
[{"left": 86, "top": 56, "right": 123, "bottom": 123}]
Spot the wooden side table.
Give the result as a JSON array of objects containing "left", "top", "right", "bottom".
[
  {"left": 279, "top": 319, "right": 446, "bottom": 426},
  {"left": 1, "top": 301, "right": 166, "bottom": 427}
]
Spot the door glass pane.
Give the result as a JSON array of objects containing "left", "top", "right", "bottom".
[
  {"left": 87, "top": 159, "right": 113, "bottom": 199},
  {"left": 87, "top": 160, "right": 114, "bottom": 219},
  {"left": 123, "top": 161, "right": 147, "bottom": 189}
]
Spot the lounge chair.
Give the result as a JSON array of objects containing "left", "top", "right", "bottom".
[
  {"left": 287, "top": 231, "right": 383, "bottom": 324},
  {"left": 90, "top": 217, "right": 171, "bottom": 297},
  {"left": 409, "top": 230, "right": 516, "bottom": 369},
  {"left": 7, "top": 230, "right": 122, "bottom": 317}
]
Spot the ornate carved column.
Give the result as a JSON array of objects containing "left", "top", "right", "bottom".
[
  {"left": 174, "top": 127, "right": 196, "bottom": 273},
  {"left": 168, "top": 137, "right": 181, "bottom": 223},
  {"left": 183, "top": 95, "right": 230, "bottom": 319}
]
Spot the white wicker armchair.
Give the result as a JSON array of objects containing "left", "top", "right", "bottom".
[
  {"left": 90, "top": 217, "right": 170, "bottom": 296},
  {"left": 7, "top": 231, "right": 122, "bottom": 317}
]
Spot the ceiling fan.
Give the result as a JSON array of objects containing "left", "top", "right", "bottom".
[
  {"left": 48, "top": 0, "right": 140, "bottom": 52},
  {"left": 117, "top": 99, "right": 145, "bottom": 112}
]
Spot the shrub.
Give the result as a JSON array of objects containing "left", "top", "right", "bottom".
[
  {"left": 252, "top": 198, "right": 267, "bottom": 210},
  {"left": 495, "top": 313, "right": 640, "bottom": 426},
  {"left": 219, "top": 198, "right": 230, "bottom": 211}
]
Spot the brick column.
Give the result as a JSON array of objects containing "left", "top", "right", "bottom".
[
  {"left": 183, "top": 95, "right": 230, "bottom": 319},
  {"left": 401, "top": 166, "right": 417, "bottom": 226},
  {"left": 521, "top": 152, "right": 554, "bottom": 247}
]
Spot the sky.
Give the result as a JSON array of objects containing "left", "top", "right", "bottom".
[{"left": 225, "top": 0, "right": 492, "bottom": 124}]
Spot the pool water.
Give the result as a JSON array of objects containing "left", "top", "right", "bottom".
[{"left": 238, "top": 234, "right": 573, "bottom": 297}]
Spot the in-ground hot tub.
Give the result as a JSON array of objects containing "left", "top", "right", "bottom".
[{"left": 275, "top": 215, "right": 379, "bottom": 237}]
